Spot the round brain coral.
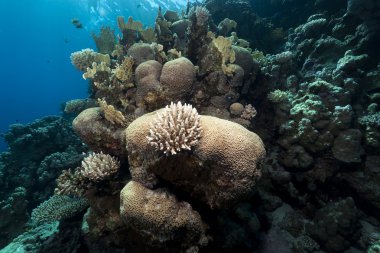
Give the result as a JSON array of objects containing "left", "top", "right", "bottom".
[
  {"left": 135, "top": 60, "right": 163, "bottom": 109},
  {"left": 160, "top": 57, "right": 195, "bottom": 102},
  {"left": 146, "top": 101, "right": 202, "bottom": 155},
  {"left": 125, "top": 104, "right": 266, "bottom": 208},
  {"left": 72, "top": 107, "right": 127, "bottom": 158}
]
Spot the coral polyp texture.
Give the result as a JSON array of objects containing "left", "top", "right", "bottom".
[
  {"left": 146, "top": 101, "right": 202, "bottom": 155},
  {"left": 126, "top": 107, "right": 265, "bottom": 208},
  {"left": 120, "top": 181, "right": 207, "bottom": 251},
  {"left": 31, "top": 195, "right": 89, "bottom": 226},
  {"left": 3, "top": 0, "right": 380, "bottom": 252},
  {"left": 81, "top": 152, "right": 120, "bottom": 182}
]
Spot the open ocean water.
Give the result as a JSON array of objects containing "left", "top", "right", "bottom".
[{"left": 0, "top": 0, "right": 188, "bottom": 151}]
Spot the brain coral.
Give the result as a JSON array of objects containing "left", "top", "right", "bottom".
[
  {"left": 127, "top": 43, "right": 155, "bottom": 66},
  {"left": 135, "top": 60, "right": 163, "bottom": 109},
  {"left": 125, "top": 106, "right": 266, "bottom": 208},
  {"left": 160, "top": 57, "right": 195, "bottom": 102},
  {"left": 120, "top": 181, "right": 207, "bottom": 250},
  {"left": 72, "top": 107, "right": 127, "bottom": 158},
  {"left": 147, "top": 101, "right": 202, "bottom": 155}
]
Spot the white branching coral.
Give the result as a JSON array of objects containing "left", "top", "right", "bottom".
[
  {"left": 81, "top": 152, "right": 120, "bottom": 182},
  {"left": 147, "top": 101, "right": 202, "bottom": 155}
]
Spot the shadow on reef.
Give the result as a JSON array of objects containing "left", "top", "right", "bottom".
[
  {"left": 1, "top": 0, "right": 380, "bottom": 252},
  {"left": 0, "top": 116, "right": 87, "bottom": 248}
]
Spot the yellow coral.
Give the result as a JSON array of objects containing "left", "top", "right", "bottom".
[
  {"left": 98, "top": 98, "right": 127, "bottom": 126},
  {"left": 112, "top": 57, "right": 134, "bottom": 82},
  {"left": 167, "top": 48, "right": 182, "bottom": 59},
  {"left": 212, "top": 36, "right": 236, "bottom": 64},
  {"left": 82, "top": 62, "right": 111, "bottom": 80},
  {"left": 212, "top": 36, "right": 236, "bottom": 76}
]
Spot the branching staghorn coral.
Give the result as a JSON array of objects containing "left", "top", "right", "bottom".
[
  {"left": 241, "top": 104, "right": 257, "bottom": 120},
  {"left": 31, "top": 195, "right": 89, "bottom": 226},
  {"left": 147, "top": 101, "right": 202, "bottom": 155},
  {"left": 55, "top": 168, "right": 89, "bottom": 197},
  {"left": 55, "top": 152, "right": 120, "bottom": 196},
  {"left": 81, "top": 152, "right": 120, "bottom": 183},
  {"left": 98, "top": 98, "right": 127, "bottom": 127}
]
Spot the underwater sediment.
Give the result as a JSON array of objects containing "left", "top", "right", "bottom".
[{"left": 1, "top": 0, "right": 380, "bottom": 252}]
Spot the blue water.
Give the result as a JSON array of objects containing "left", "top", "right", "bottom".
[{"left": 0, "top": 0, "right": 188, "bottom": 152}]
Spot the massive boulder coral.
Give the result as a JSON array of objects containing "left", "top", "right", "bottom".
[
  {"left": 135, "top": 60, "right": 163, "bottom": 110},
  {"left": 72, "top": 107, "right": 127, "bottom": 157},
  {"left": 160, "top": 57, "right": 195, "bottom": 103},
  {"left": 120, "top": 181, "right": 207, "bottom": 252},
  {"left": 125, "top": 104, "right": 266, "bottom": 208}
]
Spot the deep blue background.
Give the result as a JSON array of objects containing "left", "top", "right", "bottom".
[{"left": 0, "top": 0, "right": 188, "bottom": 151}]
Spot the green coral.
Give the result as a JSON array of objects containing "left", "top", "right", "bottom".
[
  {"left": 267, "top": 90, "right": 290, "bottom": 103},
  {"left": 290, "top": 94, "right": 328, "bottom": 121},
  {"left": 359, "top": 112, "right": 380, "bottom": 128}
]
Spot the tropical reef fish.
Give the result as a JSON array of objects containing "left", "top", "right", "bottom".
[{"left": 71, "top": 18, "right": 83, "bottom": 29}]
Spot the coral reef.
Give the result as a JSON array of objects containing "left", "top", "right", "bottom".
[
  {"left": 0, "top": 116, "right": 86, "bottom": 248},
  {"left": 2, "top": 1, "right": 380, "bottom": 252}
]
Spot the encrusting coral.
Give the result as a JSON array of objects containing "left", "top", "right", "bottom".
[{"left": 146, "top": 101, "right": 202, "bottom": 155}]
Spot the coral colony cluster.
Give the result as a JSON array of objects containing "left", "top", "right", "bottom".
[{"left": 1, "top": 0, "right": 380, "bottom": 252}]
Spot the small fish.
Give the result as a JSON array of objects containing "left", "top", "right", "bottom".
[
  {"left": 71, "top": 18, "right": 83, "bottom": 29},
  {"left": 137, "top": 4, "right": 141, "bottom": 8},
  {"left": 63, "top": 37, "right": 69, "bottom": 43}
]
